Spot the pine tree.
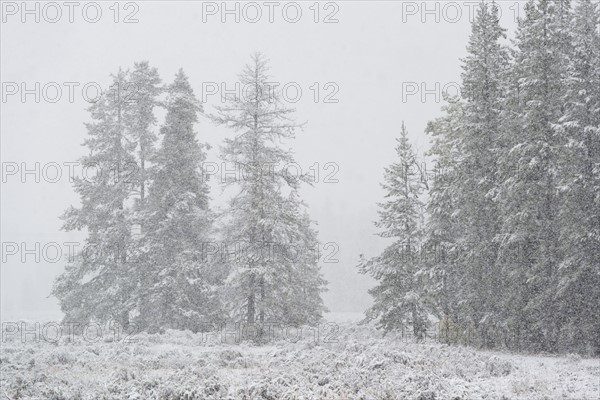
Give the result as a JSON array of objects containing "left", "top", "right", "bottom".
[
  {"left": 555, "top": 0, "right": 600, "bottom": 354},
  {"left": 137, "top": 70, "right": 220, "bottom": 332},
  {"left": 423, "top": 98, "right": 467, "bottom": 343},
  {"left": 454, "top": 1, "right": 509, "bottom": 347},
  {"left": 359, "top": 123, "right": 428, "bottom": 338},
  {"left": 125, "top": 61, "right": 163, "bottom": 330},
  {"left": 53, "top": 68, "right": 137, "bottom": 327},
  {"left": 127, "top": 61, "right": 162, "bottom": 230},
  {"left": 495, "top": 0, "right": 573, "bottom": 351},
  {"left": 211, "top": 53, "right": 327, "bottom": 329}
]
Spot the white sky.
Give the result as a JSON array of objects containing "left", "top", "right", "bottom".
[{"left": 1, "top": 1, "right": 520, "bottom": 321}]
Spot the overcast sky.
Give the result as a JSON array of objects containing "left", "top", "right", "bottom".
[{"left": 1, "top": 1, "right": 521, "bottom": 321}]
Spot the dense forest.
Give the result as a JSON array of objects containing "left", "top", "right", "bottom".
[{"left": 360, "top": 0, "right": 599, "bottom": 355}]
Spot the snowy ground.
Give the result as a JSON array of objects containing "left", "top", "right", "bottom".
[{"left": 1, "top": 318, "right": 598, "bottom": 400}]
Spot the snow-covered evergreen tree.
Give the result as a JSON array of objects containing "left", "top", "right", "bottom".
[
  {"left": 136, "top": 70, "right": 221, "bottom": 332},
  {"left": 454, "top": 1, "right": 509, "bottom": 346},
  {"left": 554, "top": 0, "right": 600, "bottom": 354},
  {"left": 359, "top": 123, "right": 428, "bottom": 338},
  {"left": 124, "top": 61, "right": 164, "bottom": 330},
  {"left": 211, "top": 53, "right": 327, "bottom": 328},
  {"left": 422, "top": 98, "right": 467, "bottom": 343},
  {"left": 53, "top": 68, "right": 138, "bottom": 327},
  {"left": 495, "top": 0, "right": 573, "bottom": 351},
  {"left": 127, "top": 61, "right": 163, "bottom": 230}
]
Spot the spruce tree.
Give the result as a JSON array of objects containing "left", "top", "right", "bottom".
[
  {"left": 359, "top": 123, "right": 428, "bottom": 338},
  {"left": 127, "top": 61, "right": 162, "bottom": 229},
  {"left": 53, "top": 68, "right": 137, "bottom": 327},
  {"left": 423, "top": 98, "right": 467, "bottom": 343},
  {"left": 495, "top": 0, "right": 573, "bottom": 351},
  {"left": 137, "top": 70, "right": 220, "bottom": 332},
  {"left": 454, "top": 1, "right": 509, "bottom": 346},
  {"left": 555, "top": 0, "right": 600, "bottom": 354},
  {"left": 125, "top": 61, "right": 163, "bottom": 330}
]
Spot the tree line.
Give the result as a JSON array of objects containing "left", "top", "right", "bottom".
[
  {"left": 52, "top": 54, "right": 327, "bottom": 335},
  {"left": 360, "top": 0, "right": 599, "bottom": 355}
]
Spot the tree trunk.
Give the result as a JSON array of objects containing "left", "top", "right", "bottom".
[
  {"left": 412, "top": 303, "right": 421, "bottom": 340},
  {"left": 247, "top": 273, "right": 256, "bottom": 324},
  {"left": 259, "top": 276, "right": 265, "bottom": 323}
]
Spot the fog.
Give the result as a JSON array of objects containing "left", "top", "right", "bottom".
[{"left": 1, "top": 1, "right": 520, "bottom": 321}]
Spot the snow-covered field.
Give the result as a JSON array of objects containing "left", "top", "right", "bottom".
[{"left": 1, "top": 320, "right": 598, "bottom": 400}]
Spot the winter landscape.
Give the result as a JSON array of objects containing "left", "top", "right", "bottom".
[
  {"left": 2, "top": 0, "right": 599, "bottom": 399},
  {"left": 1, "top": 316, "right": 599, "bottom": 399}
]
